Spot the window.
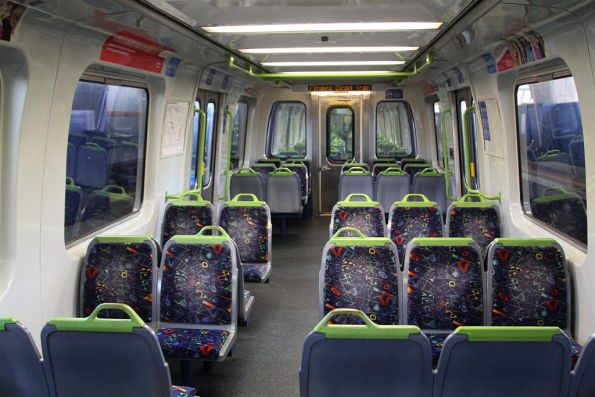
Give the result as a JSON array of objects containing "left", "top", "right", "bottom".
[
  {"left": 203, "top": 101, "right": 216, "bottom": 187},
  {"left": 189, "top": 100, "right": 201, "bottom": 189},
  {"left": 375, "top": 101, "right": 415, "bottom": 158},
  {"left": 327, "top": 107, "right": 354, "bottom": 162},
  {"left": 267, "top": 101, "right": 306, "bottom": 158},
  {"left": 231, "top": 102, "right": 248, "bottom": 169},
  {"left": 433, "top": 101, "right": 444, "bottom": 168},
  {"left": 65, "top": 80, "right": 148, "bottom": 243},
  {"left": 516, "top": 75, "right": 587, "bottom": 246}
]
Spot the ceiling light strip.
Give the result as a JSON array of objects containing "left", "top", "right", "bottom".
[
  {"left": 262, "top": 61, "right": 404, "bottom": 67},
  {"left": 204, "top": 22, "right": 442, "bottom": 34},
  {"left": 239, "top": 46, "right": 419, "bottom": 54}
]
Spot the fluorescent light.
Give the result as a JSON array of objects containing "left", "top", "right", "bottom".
[
  {"left": 262, "top": 60, "right": 404, "bottom": 67},
  {"left": 274, "top": 71, "right": 396, "bottom": 75},
  {"left": 203, "top": 22, "right": 442, "bottom": 34},
  {"left": 240, "top": 46, "right": 418, "bottom": 54}
]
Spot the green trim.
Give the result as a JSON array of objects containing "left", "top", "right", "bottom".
[
  {"left": 404, "top": 163, "right": 431, "bottom": 169},
  {"left": 0, "top": 317, "right": 17, "bottom": 331},
  {"left": 338, "top": 194, "right": 379, "bottom": 208},
  {"left": 226, "top": 193, "right": 266, "bottom": 207},
  {"left": 416, "top": 168, "right": 444, "bottom": 177},
  {"left": 452, "top": 194, "right": 494, "bottom": 208},
  {"left": 66, "top": 177, "right": 75, "bottom": 186},
  {"left": 380, "top": 167, "right": 406, "bottom": 176},
  {"left": 47, "top": 303, "right": 144, "bottom": 333},
  {"left": 330, "top": 228, "right": 392, "bottom": 247},
  {"left": 196, "top": 108, "right": 207, "bottom": 191},
  {"left": 170, "top": 226, "right": 231, "bottom": 245},
  {"left": 411, "top": 237, "right": 475, "bottom": 247},
  {"left": 233, "top": 168, "right": 260, "bottom": 176},
  {"left": 456, "top": 326, "right": 561, "bottom": 342},
  {"left": 533, "top": 188, "right": 579, "bottom": 204},
  {"left": 396, "top": 194, "right": 437, "bottom": 208},
  {"left": 101, "top": 185, "right": 127, "bottom": 195},
  {"left": 314, "top": 309, "right": 420, "bottom": 340},
  {"left": 537, "top": 150, "right": 566, "bottom": 161},
  {"left": 269, "top": 167, "right": 296, "bottom": 176},
  {"left": 165, "top": 191, "right": 211, "bottom": 206},
  {"left": 94, "top": 235, "right": 154, "bottom": 244},
  {"left": 493, "top": 238, "right": 557, "bottom": 247},
  {"left": 344, "top": 167, "right": 370, "bottom": 176}
]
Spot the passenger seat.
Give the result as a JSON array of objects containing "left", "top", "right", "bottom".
[
  {"left": 375, "top": 167, "right": 409, "bottom": 214},
  {"left": 329, "top": 193, "right": 385, "bottom": 238},
  {"left": 161, "top": 191, "right": 214, "bottom": 246},
  {"left": 230, "top": 168, "right": 265, "bottom": 201},
  {"left": 338, "top": 166, "right": 374, "bottom": 200},
  {"left": 412, "top": 167, "right": 448, "bottom": 214}
]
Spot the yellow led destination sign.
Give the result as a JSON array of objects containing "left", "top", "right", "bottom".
[{"left": 308, "top": 84, "right": 373, "bottom": 92}]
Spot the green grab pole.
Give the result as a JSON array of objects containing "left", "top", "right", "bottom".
[
  {"left": 461, "top": 105, "right": 502, "bottom": 203},
  {"left": 196, "top": 108, "right": 207, "bottom": 191},
  {"left": 221, "top": 110, "right": 234, "bottom": 200},
  {"left": 440, "top": 108, "right": 457, "bottom": 201}
]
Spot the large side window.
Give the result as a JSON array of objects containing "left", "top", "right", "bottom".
[
  {"left": 375, "top": 101, "right": 415, "bottom": 159},
  {"left": 516, "top": 74, "right": 587, "bottom": 246},
  {"left": 266, "top": 101, "right": 306, "bottom": 158},
  {"left": 203, "top": 101, "right": 216, "bottom": 187},
  {"left": 65, "top": 80, "right": 148, "bottom": 243},
  {"left": 231, "top": 102, "right": 248, "bottom": 169},
  {"left": 326, "top": 106, "right": 354, "bottom": 163},
  {"left": 189, "top": 100, "right": 201, "bottom": 189}
]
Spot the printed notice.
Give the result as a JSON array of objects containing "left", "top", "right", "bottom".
[{"left": 161, "top": 102, "right": 189, "bottom": 158}]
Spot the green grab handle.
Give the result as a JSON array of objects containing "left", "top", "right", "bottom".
[
  {"left": 196, "top": 225, "right": 231, "bottom": 239},
  {"left": 66, "top": 177, "right": 75, "bottom": 186},
  {"left": 81, "top": 142, "right": 105, "bottom": 152},
  {"left": 196, "top": 108, "right": 207, "bottom": 191},
  {"left": 181, "top": 192, "right": 205, "bottom": 201},
  {"left": 402, "top": 193, "right": 431, "bottom": 203},
  {"left": 380, "top": 167, "right": 405, "bottom": 175},
  {"left": 330, "top": 227, "right": 367, "bottom": 240},
  {"left": 418, "top": 168, "right": 444, "bottom": 176},
  {"left": 344, "top": 193, "right": 374, "bottom": 203},
  {"left": 542, "top": 187, "right": 569, "bottom": 196},
  {"left": 459, "top": 193, "right": 489, "bottom": 203},
  {"left": 48, "top": 303, "right": 145, "bottom": 333},
  {"left": 314, "top": 309, "right": 377, "bottom": 331},
  {"left": 230, "top": 193, "right": 259, "bottom": 202},
  {"left": 101, "top": 185, "right": 127, "bottom": 195},
  {"left": 344, "top": 167, "right": 370, "bottom": 175},
  {"left": 87, "top": 303, "right": 144, "bottom": 326},
  {"left": 270, "top": 167, "right": 295, "bottom": 176}
]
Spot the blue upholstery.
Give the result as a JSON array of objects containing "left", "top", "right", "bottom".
[
  {"left": 299, "top": 310, "right": 433, "bottom": 397},
  {"left": 434, "top": 328, "right": 572, "bottom": 397},
  {"left": 446, "top": 201, "right": 501, "bottom": 255},
  {"left": 284, "top": 163, "right": 309, "bottom": 204},
  {"left": 65, "top": 180, "right": 83, "bottom": 241},
  {"left": 330, "top": 201, "right": 385, "bottom": 238},
  {"left": 157, "top": 232, "right": 237, "bottom": 361},
  {"left": 0, "top": 320, "right": 49, "bottom": 397},
  {"left": 171, "top": 385, "right": 198, "bottom": 397},
  {"left": 320, "top": 235, "right": 400, "bottom": 324},
  {"left": 375, "top": 172, "right": 410, "bottom": 213},
  {"left": 412, "top": 171, "right": 448, "bottom": 215},
  {"left": 41, "top": 304, "right": 195, "bottom": 397},
  {"left": 266, "top": 171, "right": 303, "bottom": 214},
  {"left": 80, "top": 237, "right": 158, "bottom": 323},
  {"left": 404, "top": 239, "right": 485, "bottom": 364},
  {"left": 230, "top": 172, "right": 265, "bottom": 201},
  {"left": 388, "top": 202, "right": 443, "bottom": 266},
  {"left": 161, "top": 202, "right": 214, "bottom": 245},
  {"left": 75, "top": 143, "right": 108, "bottom": 188},
  {"left": 570, "top": 335, "right": 595, "bottom": 397},
  {"left": 339, "top": 173, "right": 374, "bottom": 200}
]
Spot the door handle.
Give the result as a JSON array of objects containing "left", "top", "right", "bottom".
[{"left": 320, "top": 165, "right": 332, "bottom": 172}]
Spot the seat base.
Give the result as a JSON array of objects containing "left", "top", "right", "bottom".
[
  {"left": 243, "top": 263, "right": 271, "bottom": 283},
  {"left": 156, "top": 328, "right": 234, "bottom": 362}
]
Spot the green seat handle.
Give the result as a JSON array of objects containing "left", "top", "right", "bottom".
[
  {"left": 402, "top": 193, "right": 431, "bottom": 203},
  {"left": 88, "top": 303, "right": 144, "bottom": 326},
  {"left": 47, "top": 303, "right": 145, "bottom": 332},
  {"left": 344, "top": 167, "right": 369, "bottom": 175},
  {"left": 314, "top": 309, "right": 377, "bottom": 332},
  {"left": 270, "top": 167, "right": 295, "bottom": 176},
  {"left": 541, "top": 187, "right": 569, "bottom": 196},
  {"left": 380, "top": 167, "right": 405, "bottom": 175},
  {"left": 101, "top": 185, "right": 127, "bottom": 195},
  {"left": 313, "top": 309, "right": 421, "bottom": 339},
  {"left": 418, "top": 168, "right": 441, "bottom": 174},
  {"left": 66, "top": 177, "right": 75, "bottom": 186},
  {"left": 235, "top": 167, "right": 259, "bottom": 175},
  {"left": 164, "top": 191, "right": 205, "bottom": 202},
  {"left": 459, "top": 193, "right": 490, "bottom": 203},
  {"left": 284, "top": 160, "right": 304, "bottom": 166},
  {"left": 344, "top": 193, "right": 374, "bottom": 203},
  {"left": 331, "top": 227, "right": 367, "bottom": 240},
  {"left": 230, "top": 193, "right": 260, "bottom": 203},
  {"left": 81, "top": 142, "right": 105, "bottom": 152},
  {"left": 196, "top": 226, "right": 231, "bottom": 239}
]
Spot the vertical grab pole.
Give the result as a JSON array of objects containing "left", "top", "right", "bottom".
[
  {"left": 196, "top": 107, "right": 207, "bottom": 191},
  {"left": 223, "top": 109, "right": 234, "bottom": 200},
  {"left": 462, "top": 105, "right": 476, "bottom": 191},
  {"left": 440, "top": 108, "right": 457, "bottom": 201}
]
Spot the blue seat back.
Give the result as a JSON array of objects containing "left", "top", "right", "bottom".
[
  {"left": 486, "top": 238, "right": 570, "bottom": 332},
  {"left": 230, "top": 168, "right": 265, "bottom": 201},
  {"left": 339, "top": 167, "right": 374, "bottom": 200},
  {"left": 404, "top": 238, "right": 484, "bottom": 331},
  {"left": 388, "top": 194, "right": 443, "bottom": 266},
  {"left": 434, "top": 326, "right": 572, "bottom": 397},
  {"left": 300, "top": 309, "right": 432, "bottom": 397},
  {"left": 375, "top": 167, "right": 410, "bottom": 213},
  {"left": 219, "top": 194, "right": 271, "bottom": 265},
  {"left": 403, "top": 163, "right": 431, "bottom": 185},
  {"left": 41, "top": 304, "right": 173, "bottom": 397},
  {"left": 412, "top": 168, "right": 448, "bottom": 214},
  {"left": 252, "top": 163, "right": 276, "bottom": 177},
  {"left": 320, "top": 228, "right": 400, "bottom": 325},
  {"left": 266, "top": 168, "right": 302, "bottom": 214},
  {"left": 446, "top": 194, "right": 501, "bottom": 255},
  {"left": 158, "top": 227, "right": 237, "bottom": 329},
  {"left": 80, "top": 236, "right": 159, "bottom": 324},
  {"left": 330, "top": 194, "right": 385, "bottom": 238},
  {"left": 75, "top": 142, "right": 108, "bottom": 188},
  {"left": 570, "top": 334, "right": 595, "bottom": 397},
  {"left": 161, "top": 192, "right": 214, "bottom": 245},
  {"left": 284, "top": 162, "right": 309, "bottom": 203},
  {"left": 64, "top": 178, "right": 83, "bottom": 239},
  {"left": 0, "top": 318, "right": 49, "bottom": 397}
]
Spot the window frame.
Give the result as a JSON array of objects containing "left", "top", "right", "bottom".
[
  {"left": 65, "top": 77, "right": 149, "bottom": 246},
  {"left": 514, "top": 70, "right": 587, "bottom": 250},
  {"left": 266, "top": 100, "right": 307, "bottom": 159},
  {"left": 374, "top": 100, "right": 417, "bottom": 159},
  {"left": 326, "top": 105, "right": 355, "bottom": 164}
]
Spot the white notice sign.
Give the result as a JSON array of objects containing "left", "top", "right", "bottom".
[{"left": 160, "top": 102, "right": 189, "bottom": 158}]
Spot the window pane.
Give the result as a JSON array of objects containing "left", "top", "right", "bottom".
[
  {"left": 517, "top": 76, "right": 587, "bottom": 246},
  {"left": 327, "top": 107, "right": 354, "bottom": 162},
  {"left": 189, "top": 101, "right": 201, "bottom": 189},
  {"left": 433, "top": 101, "right": 444, "bottom": 168},
  {"left": 376, "top": 101, "right": 415, "bottom": 158},
  {"left": 267, "top": 101, "right": 306, "bottom": 158},
  {"left": 65, "top": 81, "right": 147, "bottom": 243},
  {"left": 231, "top": 102, "right": 248, "bottom": 168},
  {"left": 203, "top": 102, "right": 216, "bottom": 187}
]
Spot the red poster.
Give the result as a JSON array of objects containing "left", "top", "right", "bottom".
[
  {"left": 101, "top": 31, "right": 170, "bottom": 73},
  {"left": 496, "top": 49, "right": 515, "bottom": 73}
]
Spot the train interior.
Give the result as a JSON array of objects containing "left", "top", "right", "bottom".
[{"left": 1, "top": 0, "right": 594, "bottom": 396}]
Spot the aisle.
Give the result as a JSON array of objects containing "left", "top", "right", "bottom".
[{"left": 177, "top": 217, "right": 329, "bottom": 397}]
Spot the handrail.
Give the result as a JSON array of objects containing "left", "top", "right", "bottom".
[
  {"left": 195, "top": 107, "right": 207, "bottom": 191},
  {"left": 440, "top": 108, "right": 457, "bottom": 201},
  {"left": 221, "top": 109, "right": 234, "bottom": 200},
  {"left": 461, "top": 105, "right": 502, "bottom": 203}
]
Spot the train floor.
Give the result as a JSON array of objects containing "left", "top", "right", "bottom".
[{"left": 169, "top": 216, "right": 328, "bottom": 397}]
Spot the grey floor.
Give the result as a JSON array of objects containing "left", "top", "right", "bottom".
[{"left": 171, "top": 216, "right": 328, "bottom": 397}]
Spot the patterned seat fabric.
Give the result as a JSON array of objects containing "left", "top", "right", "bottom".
[
  {"left": 427, "top": 332, "right": 449, "bottom": 367},
  {"left": 322, "top": 243, "right": 399, "bottom": 325},
  {"left": 156, "top": 328, "right": 231, "bottom": 360},
  {"left": 243, "top": 263, "right": 272, "bottom": 282},
  {"left": 82, "top": 240, "right": 156, "bottom": 322},
  {"left": 285, "top": 164, "right": 308, "bottom": 203},
  {"left": 447, "top": 206, "right": 501, "bottom": 254},
  {"left": 331, "top": 206, "right": 385, "bottom": 238},
  {"left": 389, "top": 206, "right": 443, "bottom": 265},
  {"left": 171, "top": 385, "right": 197, "bottom": 397},
  {"left": 161, "top": 205, "right": 213, "bottom": 244},
  {"left": 488, "top": 243, "right": 568, "bottom": 329},
  {"left": 219, "top": 206, "right": 269, "bottom": 264}
]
